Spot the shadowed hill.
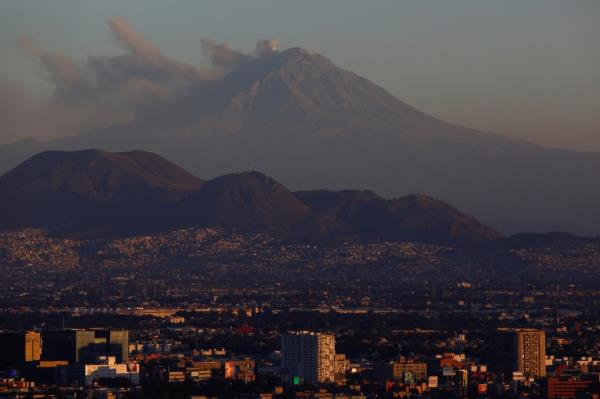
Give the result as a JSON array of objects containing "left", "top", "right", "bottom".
[
  {"left": 187, "top": 171, "right": 311, "bottom": 231},
  {"left": 0, "top": 149, "right": 204, "bottom": 235},
  {"left": 295, "top": 190, "right": 500, "bottom": 242},
  {"left": 0, "top": 149, "right": 203, "bottom": 201}
]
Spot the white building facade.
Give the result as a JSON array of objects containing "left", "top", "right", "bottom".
[{"left": 84, "top": 356, "right": 140, "bottom": 385}]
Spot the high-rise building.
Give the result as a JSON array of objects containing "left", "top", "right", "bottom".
[
  {"left": 41, "top": 329, "right": 129, "bottom": 364},
  {"left": 0, "top": 331, "right": 41, "bottom": 367},
  {"left": 101, "top": 330, "right": 129, "bottom": 363},
  {"left": 25, "top": 332, "right": 41, "bottom": 363},
  {"left": 42, "top": 330, "right": 94, "bottom": 363},
  {"left": 281, "top": 331, "right": 336, "bottom": 385},
  {"left": 491, "top": 328, "right": 546, "bottom": 379}
]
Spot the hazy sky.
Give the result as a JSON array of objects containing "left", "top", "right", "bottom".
[{"left": 0, "top": 0, "right": 598, "bottom": 151}]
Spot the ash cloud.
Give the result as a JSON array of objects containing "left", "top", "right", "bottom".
[
  {"left": 1, "top": 16, "right": 278, "bottom": 144},
  {"left": 18, "top": 17, "right": 208, "bottom": 107},
  {"left": 107, "top": 16, "right": 204, "bottom": 82},
  {"left": 17, "top": 36, "right": 84, "bottom": 100},
  {"left": 201, "top": 38, "right": 250, "bottom": 68},
  {"left": 0, "top": 80, "right": 130, "bottom": 144},
  {"left": 200, "top": 37, "right": 278, "bottom": 68}
]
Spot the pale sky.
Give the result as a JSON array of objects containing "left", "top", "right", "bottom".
[{"left": 0, "top": 0, "right": 599, "bottom": 151}]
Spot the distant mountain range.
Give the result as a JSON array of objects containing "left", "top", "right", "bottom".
[
  {"left": 1, "top": 47, "right": 599, "bottom": 235},
  {"left": 0, "top": 149, "right": 499, "bottom": 243}
]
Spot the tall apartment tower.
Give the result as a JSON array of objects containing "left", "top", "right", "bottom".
[
  {"left": 0, "top": 331, "right": 41, "bottom": 367},
  {"left": 281, "top": 332, "right": 336, "bottom": 385},
  {"left": 491, "top": 329, "right": 546, "bottom": 379},
  {"left": 41, "top": 329, "right": 129, "bottom": 363}
]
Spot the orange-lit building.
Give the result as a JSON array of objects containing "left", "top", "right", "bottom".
[
  {"left": 0, "top": 331, "right": 41, "bottom": 367},
  {"left": 224, "top": 358, "right": 256, "bottom": 382},
  {"left": 546, "top": 377, "right": 598, "bottom": 399}
]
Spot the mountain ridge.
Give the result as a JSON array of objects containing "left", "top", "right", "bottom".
[{"left": 0, "top": 149, "right": 500, "bottom": 243}]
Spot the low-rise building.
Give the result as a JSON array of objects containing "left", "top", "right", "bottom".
[
  {"left": 392, "top": 360, "right": 428, "bottom": 383},
  {"left": 84, "top": 356, "right": 139, "bottom": 385}
]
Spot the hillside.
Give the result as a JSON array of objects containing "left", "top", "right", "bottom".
[
  {"left": 0, "top": 149, "right": 204, "bottom": 235},
  {"left": 188, "top": 171, "right": 310, "bottom": 231}
]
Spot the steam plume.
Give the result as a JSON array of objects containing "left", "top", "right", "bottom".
[
  {"left": 1, "top": 16, "right": 279, "bottom": 144},
  {"left": 255, "top": 39, "right": 278, "bottom": 57}
]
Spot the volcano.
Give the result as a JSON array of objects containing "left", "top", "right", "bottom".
[{"left": 1, "top": 47, "right": 599, "bottom": 235}]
